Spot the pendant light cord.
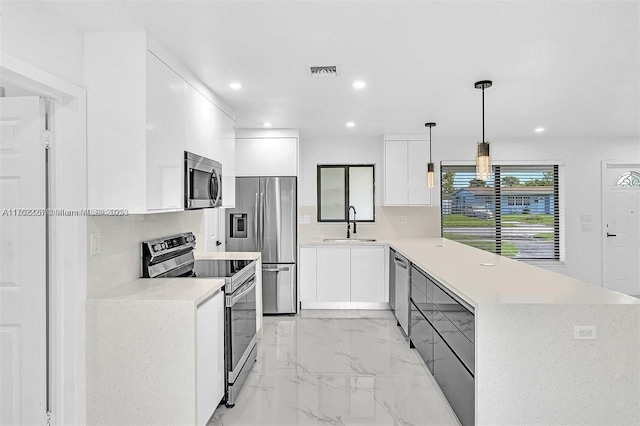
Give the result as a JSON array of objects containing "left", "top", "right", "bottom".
[
  {"left": 482, "top": 87, "right": 485, "bottom": 142},
  {"left": 429, "top": 126, "right": 432, "bottom": 162}
]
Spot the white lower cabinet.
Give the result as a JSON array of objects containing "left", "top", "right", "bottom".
[
  {"left": 350, "top": 247, "right": 386, "bottom": 302},
  {"left": 196, "top": 291, "right": 225, "bottom": 425},
  {"left": 300, "top": 246, "right": 387, "bottom": 305},
  {"left": 316, "top": 247, "right": 351, "bottom": 302}
]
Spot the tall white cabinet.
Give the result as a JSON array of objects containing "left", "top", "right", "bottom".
[
  {"left": 85, "top": 31, "right": 236, "bottom": 213},
  {"left": 383, "top": 135, "right": 432, "bottom": 206}
]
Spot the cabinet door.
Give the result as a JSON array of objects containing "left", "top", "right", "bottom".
[
  {"left": 433, "top": 329, "right": 475, "bottom": 426},
  {"left": 299, "top": 248, "right": 317, "bottom": 302},
  {"left": 218, "top": 111, "right": 236, "bottom": 208},
  {"left": 146, "top": 52, "right": 185, "bottom": 211},
  {"left": 185, "top": 84, "right": 217, "bottom": 160},
  {"left": 350, "top": 247, "right": 386, "bottom": 302},
  {"left": 384, "top": 140, "right": 408, "bottom": 205},
  {"left": 196, "top": 291, "right": 224, "bottom": 425},
  {"left": 407, "top": 140, "right": 431, "bottom": 205},
  {"left": 235, "top": 138, "right": 298, "bottom": 177},
  {"left": 316, "top": 248, "right": 350, "bottom": 302}
]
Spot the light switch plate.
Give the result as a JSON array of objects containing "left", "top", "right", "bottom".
[
  {"left": 574, "top": 325, "right": 597, "bottom": 340},
  {"left": 298, "top": 215, "right": 311, "bottom": 224},
  {"left": 581, "top": 223, "right": 593, "bottom": 232},
  {"left": 90, "top": 233, "right": 102, "bottom": 256}
]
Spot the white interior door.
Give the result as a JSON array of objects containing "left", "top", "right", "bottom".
[
  {"left": 603, "top": 163, "right": 640, "bottom": 295},
  {"left": 0, "top": 96, "right": 47, "bottom": 425}
]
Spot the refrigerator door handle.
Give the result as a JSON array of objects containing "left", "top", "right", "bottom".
[
  {"left": 260, "top": 192, "right": 265, "bottom": 251},
  {"left": 254, "top": 192, "right": 259, "bottom": 251}
]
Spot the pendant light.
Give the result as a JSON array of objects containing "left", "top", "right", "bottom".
[
  {"left": 475, "top": 80, "right": 492, "bottom": 180},
  {"left": 425, "top": 122, "right": 436, "bottom": 187}
]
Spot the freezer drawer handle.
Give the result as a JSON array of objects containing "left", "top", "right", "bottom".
[{"left": 263, "top": 267, "right": 290, "bottom": 273}]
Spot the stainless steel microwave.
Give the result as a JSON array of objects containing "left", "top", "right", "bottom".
[{"left": 185, "top": 151, "right": 222, "bottom": 209}]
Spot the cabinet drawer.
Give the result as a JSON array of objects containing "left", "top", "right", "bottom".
[
  {"left": 410, "top": 301, "right": 434, "bottom": 374},
  {"left": 431, "top": 311, "right": 475, "bottom": 374},
  {"left": 410, "top": 265, "right": 433, "bottom": 301},
  {"left": 433, "top": 329, "right": 475, "bottom": 426},
  {"left": 432, "top": 282, "right": 475, "bottom": 344}
]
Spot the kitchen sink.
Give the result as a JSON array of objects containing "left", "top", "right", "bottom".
[{"left": 323, "top": 238, "right": 377, "bottom": 243}]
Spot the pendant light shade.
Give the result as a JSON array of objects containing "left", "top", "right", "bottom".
[
  {"left": 425, "top": 122, "right": 436, "bottom": 188},
  {"left": 474, "top": 80, "right": 492, "bottom": 180}
]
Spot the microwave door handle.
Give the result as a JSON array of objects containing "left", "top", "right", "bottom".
[
  {"left": 209, "top": 169, "right": 220, "bottom": 207},
  {"left": 213, "top": 169, "right": 221, "bottom": 206}
]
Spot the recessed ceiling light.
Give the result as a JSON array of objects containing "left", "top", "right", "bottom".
[
  {"left": 352, "top": 80, "right": 366, "bottom": 90},
  {"left": 262, "top": 122, "right": 272, "bottom": 127},
  {"left": 346, "top": 121, "right": 355, "bottom": 128},
  {"left": 229, "top": 82, "right": 242, "bottom": 90},
  {"left": 535, "top": 127, "right": 545, "bottom": 133}
]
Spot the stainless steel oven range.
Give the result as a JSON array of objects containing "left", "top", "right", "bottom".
[{"left": 142, "top": 232, "right": 257, "bottom": 408}]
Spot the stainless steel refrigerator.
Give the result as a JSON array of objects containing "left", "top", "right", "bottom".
[{"left": 226, "top": 177, "right": 297, "bottom": 314}]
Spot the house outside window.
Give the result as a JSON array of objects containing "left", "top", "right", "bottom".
[{"left": 440, "top": 164, "right": 561, "bottom": 261}]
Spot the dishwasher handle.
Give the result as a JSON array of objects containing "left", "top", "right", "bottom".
[{"left": 394, "top": 256, "right": 408, "bottom": 269}]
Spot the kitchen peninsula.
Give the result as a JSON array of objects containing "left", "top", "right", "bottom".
[{"left": 299, "top": 237, "right": 640, "bottom": 424}]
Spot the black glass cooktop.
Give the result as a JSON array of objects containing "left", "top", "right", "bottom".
[{"left": 192, "top": 259, "right": 253, "bottom": 278}]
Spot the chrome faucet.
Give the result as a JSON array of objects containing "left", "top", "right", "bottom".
[{"left": 347, "top": 205, "right": 357, "bottom": 238}]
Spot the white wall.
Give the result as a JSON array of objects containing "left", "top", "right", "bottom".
[
  {"left": 435, "top": 135, "right": 640, "bottom": 286},
  {"left": 1, "top": 2, "right": 85, "bottom": 87},
  {"left": 299, "top": 133, "right": 640, "bottom": 287}
]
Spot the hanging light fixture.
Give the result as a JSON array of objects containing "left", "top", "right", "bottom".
[
  {"left": 425, "top": 122, "right": 436, "bottom": 188},
  {"left": 474, "top": 80, "right": 493, "bottom": 180}
]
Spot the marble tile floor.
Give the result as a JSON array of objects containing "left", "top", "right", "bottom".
[{"left": 211, "top": 310, "right": 459, "bottom": 426}]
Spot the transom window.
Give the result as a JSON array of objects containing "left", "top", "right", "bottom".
[{"left": 440, "top": 164, "right": 561, "bottom": 261}]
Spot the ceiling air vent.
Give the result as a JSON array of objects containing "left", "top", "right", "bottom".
[{"left": 310, "top": 66, "right": 338, "bottom": 78}]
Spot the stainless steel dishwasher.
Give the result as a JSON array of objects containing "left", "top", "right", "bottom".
[{"left": 393, "top": 252, "right": 410, "bottom": 336}]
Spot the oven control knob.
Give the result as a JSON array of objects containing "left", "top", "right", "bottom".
[
  {"left": 153, "top": 244, "right": 160, "bottom": 252},
  {"left": 162, "top": 242, "right": 168, "bottom": 249}
]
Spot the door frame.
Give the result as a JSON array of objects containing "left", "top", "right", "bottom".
[
  {"left": 600, "top": 160, "right": 640, "bottom": 290},
  {"left": 1, "top": 53, "right": 87, "bottom": 424}
]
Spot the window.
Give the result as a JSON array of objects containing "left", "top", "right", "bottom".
[
  {"left": 317, "top": 165, "right": 375, "bottom": 222},
  {"left": 440, "top": 164, "right": 560, "bottom": 260}
]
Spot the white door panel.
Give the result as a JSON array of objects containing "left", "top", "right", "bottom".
[
  {"left": 603, "top": 164, "right": 640, "bottom": 295},
  {"left": 0, "top": 96, "right": 47, "bottom": 425}
]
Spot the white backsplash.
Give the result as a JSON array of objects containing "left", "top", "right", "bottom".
[
  {"left": 87, "top": 210, "right": 205, "bottom": 297},
  {"left": 298, "top": 205, "right": 441, "bottom": 243}
]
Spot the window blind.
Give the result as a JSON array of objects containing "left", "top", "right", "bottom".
[{"left": 440, "top": 165, "right": 560, "bottom": 260}]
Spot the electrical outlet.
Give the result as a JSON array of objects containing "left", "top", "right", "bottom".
[
  {"left": 574, "top": 325, "right": 597, "bottom": 340},
  {"left": 90, "top": 233, "right": 102, "bottom": 256},
  {"left": 397, "top": 216, "right": 407, "bottom": 224},
  {"left": 581, "top": 213, "right": 593, "bottom": 222}
]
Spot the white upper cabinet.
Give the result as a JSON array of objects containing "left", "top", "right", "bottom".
[
  {"left": 146, "top": 53, "right": 185, "bottom": 211},
  {"left": 85, "top": 31, "right": 236, "bottom": 213},
  {"left": 235, "top": 130, "right": 299, "bottom": 177},
  {"left": 384, "top": 136, "right": 432, "bottom": 206}
]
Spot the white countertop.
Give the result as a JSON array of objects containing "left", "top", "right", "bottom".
[
  {"left": 194, "top": 250, "right": 261, "bottom": 261},
  {"left": 89, "top": 277, "right": 225, "bottom": 306},
  {"left": 300, "top": 237, "right": 639, "bottom": 307}
]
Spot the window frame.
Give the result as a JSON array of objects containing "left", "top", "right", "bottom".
[
  {"left": 316, "top": 164, "right": 376, "bottom": 223},
  {"left": 440, "top": 162, "right": 563, "bottom": 262}
]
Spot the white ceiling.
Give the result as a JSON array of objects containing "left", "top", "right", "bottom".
[{"left": 9, "top": 1, "right": 640, "bottom": 142}]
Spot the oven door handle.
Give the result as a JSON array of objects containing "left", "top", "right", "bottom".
[{"left": 226, "top": 277, "right": 256, "bottom": 307}]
